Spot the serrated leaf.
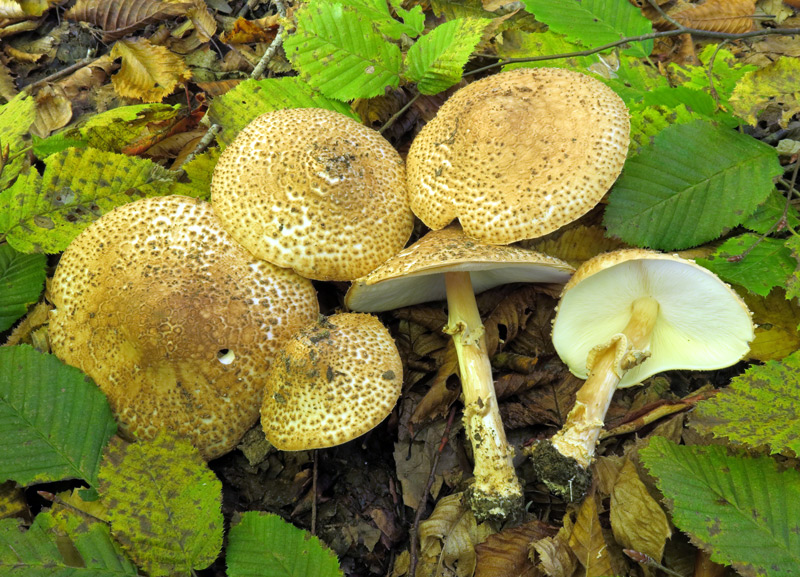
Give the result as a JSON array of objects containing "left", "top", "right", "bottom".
[
  {"left": 641, "top": 437, "right": 800, "bottom": 577},
  {"left": 111, "top": 37, "right": 192, "bottom": 103},
  {"left": 335, "top": 0, "right": 423, "bottom": 39},
  {"left": 785, "top": 235, "right": 800, "bottom": 300},
  {"left": 65, "top": 103, "right": 181, "bottom": 153},
  {"left": 227, "top": 512, "right": 342, "bottom": 577},
  {"left": 0, "top": 345, "right": 117, "bottom": 486},
  {"left": 602, "top": 55, "right": 671, "bottom": 104},
  {"left": 0, "top": 510, "right": 138, "bottom": 576},
  {"left": 692, "top": 350, "right": 800, "bottom": 456},
  {"left": 604, "top": 120, "right": 782, "bottom": 250},
  {"left": 404, "top": 18, "right": 490, "bottom": 95},
  {"left": 742, "top": 189, "right": 800, "bottom": 234},
  {"left": 66, "top": 0, "right": 191, "bottom": 41},
  {"left": 731, "top": 57, "right": 800, "bottom": 126},
  {"left": 697, "top": 234, "right": 794, "bottom": 296},
  {"left": 99, "top": 434, "right": 223, "bottom": 577},
  {"left": 207, "top": 77, "right": 357, "bottom": 145},
  {"left": 169, "top": 148, "right": 218, "bottom": 199},
  {"left": 669, "top": 45, "right": 757, "bottom": 110},
  {"left": 498, "top": 29, "right": 603, "bottom": 74},
  {"left": 31, "top": 133, "right": 88, "bottom": 158},
  {"left": 568, "top": 495, "right": 614, "bottom": 577},
  {"left": 284, "top": 3, "right": 401, "bottom": 100},
  {"left": 0, "top": 147, "right": 176, "bottom": 254},
  {"left": 0, "top": 93, "right": 35, "bottom": 190},
  {"left": 0, "top": 244, "right": 45, "bottom": 331},
  {"left": 522, "top": 0, "right": 652, "bottom": 57}
]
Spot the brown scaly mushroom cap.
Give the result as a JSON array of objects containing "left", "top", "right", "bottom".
[
  {"left": 211, "top": 108, "right": 414, "bottom": 281},
  {"left": 261, "top": 313, "right": 403, "bottom": 450},
  {"left": 407, "top": 68, "right": 629, "bottom": 244},
  {"left": 49, "top": 195, "right": 319, "bottom": 460}
]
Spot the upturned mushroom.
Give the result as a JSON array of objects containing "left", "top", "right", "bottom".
[
  {"left": 210, "top": 107, "right": 414, "bottom": 281},
  {"left": 49, "top": 195, "right": 319, "bottom": 460},
  {"left": 529, "top": 249, "right": 755, "bottom": 499},
  {"left": 406, "top": 67, "right": 629, "bottom": 244},
  {"left": 261, "top": 313, "right": 403, "bottom": 450},
  {"left": 346, "top": 225, "right": 574, "bottom": 521}
]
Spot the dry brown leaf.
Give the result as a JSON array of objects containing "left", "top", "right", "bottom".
[
  {"left": 410, "top": 341, "right": 460, "bottom": 429},
  {"left": 30, "top": 84, "right": 71, "bottom": 137},
  {"left": 475, "top": 520, "right": 555, "bottom": 577},
  {"left": 110, "top": 37, "right": 191, "bottom": 102},
  {"left": 524, "top": 225, "right": 627, "bottom": 268},
  {"left": 483, "top": 285, "right": 540, "bottom": 356},
  {"left": 418, "top": 492, "right": 495, "bottom": 577},
  {"left": 220, "top": 16, "right": 276, "bottom": 44},
  {"left": 672, "top": 0, "right": 755, "bottom": 33},
  {"left": 568, "top": 495, "right": 614, "bottom": 577},
  {"left": 0, "top": 59, "right": 16, "bottom": 101},
  {"left": 743, "top": 288, "right": 800, "bottom": 361},
  {"left": 609, "top": 458, "right": 671, "bottom": 563},
  {"left": 532, "top": 513, "right": 577, "bottom": 577},
  {"left": 66, "top": 0, "right": 192, "bottom": 41},
  {"left": 507, "top": 292, "right": 559, "bottom": 358},
  {"left": 194, "top": 78, "right": 242, "bottom": 98}
]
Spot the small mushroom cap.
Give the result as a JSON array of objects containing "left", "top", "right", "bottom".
[
  {"left": 211, "top": 108, "right": 414, "bottom": 281},
  {"left": 345, "top": 225, "right": 574, "bottom": 312},
  {"left": 49, "top": 196, "right": 319, "bottom": 460},
  {"left": 552, "top": 249, "right": 755, "bottom": 388},
  {"left": 407, "top": 68, "right": 629, "bottom": 244},
  {"left": 261, "top": 313, "right": 403, "bottom": 450}
]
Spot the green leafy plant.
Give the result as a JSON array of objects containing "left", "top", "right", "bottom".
[{"left": 0, "top": 245, "right": 45, "bottom": 331}]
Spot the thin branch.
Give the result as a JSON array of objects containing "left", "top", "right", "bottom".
[
  {"left": 22, "top": 56, "right": 100, "bottom": 94},
  {"left": 379, "top": 91, "right": 421, "bottom": 134}
]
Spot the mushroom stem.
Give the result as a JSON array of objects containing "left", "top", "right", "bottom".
[
  {"left": 444, "top": 271, "right": 523, "bottom": 521},
  {"left": 551, "top": 297, "right": 660, "bottom": 468}
]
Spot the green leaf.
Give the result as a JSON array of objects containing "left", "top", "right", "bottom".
[
  {"left": 65, "top": 103, "right": 181, "bottom": 153},
  {"left": 0, "top": 510, "right": 138, "bottom": 576},
  {"left": 405, "top": 18, "right": 490, "bottom": 95},
  {"left": 31, "top": 133, "right": 88, "bottom": 159},
  {"left": 785, "top": 235, "right": 800, "bottom": 301},
  {"left": 522, "top": 0, "right": 652, "bottom": 57},
  {"left": 227, "top": 512, "right": 343, "bottom": 577},
  {"left": 284, "top": 3, "right": 402, "bottom": 100},
  {"left": 0, "top": 244, "right": 45, "bottom": 331},
  {"left": 168, "top": 148, "right": 219, "bottom": 199},
  {"left": 0, "top": 93, "right": 36, "bottom": 191},
  {"left": 697, "top": 234, "right": 794, "bottom": 297},
  {"left": 0, "top": 147, "right": 177, "bottom": 254},
  {"left": 742, "top": 189, "right": 800, "bottom": 234},
  {"left": 640, "top": 438, "right": 800, "bottom": 576},
  {"left": 0, "top": 345, "right": 117, "bottom": 486},
  {"left": 335, "top": 0, "right": 424, "bottom": 39},
  {"left": 669, "top": 45, "right": 757, "bottom": 111},
  {"left": 207, "top": 77, "right": 358, "bottom": 145},
  {"left": 730, "top": 57, "right": 800, "bottom": 126},
  {"left": 604, "top": 120, "right": 782, "bottom": 250},
  {"left": 497, "top": 29, "right": 599, "bottom": 72},
  {"left": 692, "top": 350, "right": 800, "bottom": 456},
  {"left": 99, "top": 434, "right": 223, "bottom": 577},
  {"left": 602, "top": 56, "right": 670, "bottom": 104}
]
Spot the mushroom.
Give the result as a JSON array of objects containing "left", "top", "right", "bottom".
[
  {"left": 210, "top": 108, "right": 414, "bottom": 281},
  {"left": 261, "top": 313, "right": 403, "bottom": 450},
  {"left": 346, "top": 225, "right": 574, "bottom": 520},
  {"left": 529, "top": 249, "right": 755, "bottom": 499},
  {"left": 406, "top": 67, "right": 629, "bottom": 245},
  {"left": 48, "top": 195, "right": 319, "bottom": 460}
]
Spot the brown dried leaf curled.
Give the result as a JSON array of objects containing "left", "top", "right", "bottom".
[
  {"left": 110, "top": 38, "right": 191, "bottom": 102},
  {"left": 475, "top": 520, "right": 555, "bottom": 577},
  {"left": 569, "top": 495, "right": 615, "bottom": 577},
  {"left": 66, "top": 0, "right": 192, "bottom": 41},
  {"left": 672, "top": 0, "right": 755, "bottom": 33}
]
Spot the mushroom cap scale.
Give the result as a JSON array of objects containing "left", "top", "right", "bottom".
[
  {"left": 552, "top": 249, "right": 754, "bottom": 388},
  {"left": 211, "top": 108, "right": 414, "bottom": 281},
  {"left": 346, "top": 225, "right": 574, "bottom": 312},
  {"left": 407, "top": 67, "right": 629, "bottom": 245},
  {"left": 261, "top": 313, "right": 403, "bottom": 450},
  {"left": 49, "top": 195, "right": 319, "bottom": 460}
]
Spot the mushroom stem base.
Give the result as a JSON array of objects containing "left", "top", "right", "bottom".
[{"left": 444, "top": 271, "right": 522, "bottom": 521}]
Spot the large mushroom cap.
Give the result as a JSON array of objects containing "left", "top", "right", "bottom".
[
  {"left": 346, "top": 225, "right": 574, "bottom": 312},
  {"left": 49, "top": 195, "right": 319, "bottom": 460},
  {"left": 552, "top": 249, "right": 754, "bottom": 388},
  {"left": 407, "top": 68, "right": 629, "bottom": 244},
  {"left": 211, "top": 108, "right": 414, "bottom": 281},
  {"left": 261, "top": 313, "right": 403, "bottom": 450}
]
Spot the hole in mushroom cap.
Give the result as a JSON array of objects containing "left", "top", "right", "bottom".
[{"left": 216, "top": 349, "right": 235, "bottom": 365}]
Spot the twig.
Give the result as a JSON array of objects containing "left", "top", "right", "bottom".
[
  {"left": 22, "top": 56, "right": 100, "bottom": 94},
  {"left": 466, "top": 27, "right": 800, "bottom": 76},
  {"left": 379, "top": 91, "right": 421, "bottom": 134},
  {"left": 646, "top": 0, "right": 684, "bottom": 30},
  {"left": 624, "top": 549, "right": 685, "bottom": 577},
  {"left": 407, "top": 407, "right": 457, "bottom": 577},
  {"left": 705, "top": 40, "right": 729, "bottom": 108}
]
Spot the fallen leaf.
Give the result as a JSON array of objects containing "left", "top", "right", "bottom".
[
  {"left": 111, "top": 38, "right": 192, "bottom": 102},
  {"left": 31, "top": 84, "right": 71, "bottom": 137},
  {"left": 743, "top": 288, "right": 800, "bottom": 361},
  {"left": 610, "top": 459, "right": 671, "bottom": 563},
  {"left": 66, "top": 0, "right": 192, "bottom": 41},
  {"left": 672, "top": 0, "right": 755, "bottom": 33},
  {"left": 568, "top": 495, "right": 614, "bottom": 577},
  {"left": 532, "top": 514, "right": 576, "bottom": 577},
  {"left": 475, "top": 519, "right": 555, "bottom": 577}
]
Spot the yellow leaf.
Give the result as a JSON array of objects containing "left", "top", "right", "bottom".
[
  {"left": 525, "top": 225, "right": 627, "bottom": 268},
  {"left": 743, "top": 288, "right": 800, "bottom": 361},
  {"left": 0, "top": 480, "right": 27, "bottom": 521},
  {"left": 31, "top": 84, "right": 72, "bottom": 137},
  {"left": 731, "top": 57, "right": 800, "bottom": 126},
  {"left": 418, "top": 492, "right": 495, "bottom": 577},
  {"left": 568, "top": 495, "right": 614, "bottom": 577},
  {"left": 475, "top": 520, "right": 554, "bottom": 577},
  {"left": 532, "top": 516, "right": 576, "bottom": 577},
  {"left": 609, "top": 458, "right": 671, "bottom": 562},
  {"left": 111, "top": 38, "right": 192, "bottom": 102}
]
